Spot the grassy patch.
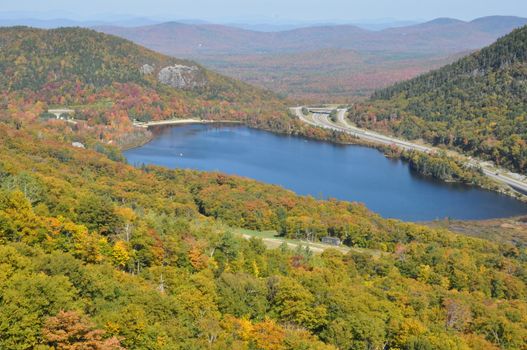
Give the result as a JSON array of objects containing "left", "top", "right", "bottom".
[{"left": 230, "top": 227, "right": 384, "bottom": 256}]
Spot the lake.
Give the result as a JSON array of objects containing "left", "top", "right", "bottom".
[{"left": 124, "top": 124, "right": 527, "bottom": 221}]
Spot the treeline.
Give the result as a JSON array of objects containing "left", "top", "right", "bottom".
[
  {"left": 399, "top": 150, "right": 495, "bottom": 187},
  {"left": 1, "top": 124, "right": 527, "bottom": 348},
  {"left": 352, "top": 25, "right": 527, "bottom": 173}
]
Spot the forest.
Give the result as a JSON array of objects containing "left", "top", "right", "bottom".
[
  {"left": 350, "top": 25, "right": 527, "bottom": 173},
  {"left": 1, "top": 111, "right": 527, "bottom": 349},
  {"left": 193, "top": 49, "right": 458, "bottom": 102},
  {"left": 1, "top": 25, "right": 527, "bottom": 349}
]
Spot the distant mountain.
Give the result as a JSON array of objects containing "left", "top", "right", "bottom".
[
  {"left": 96, "top": 16, "right": 527, "bottom": 56},
  {"left": 96, "top": 22, "right": 268, "bottom": 56},
  {"left": 353, "top": 19, "right": 420, "bottom": 31},
  {"left": 225, "top": 20, "right": 420, "bottom": 32},
  {"left": 356, "top": 25, "right": 527, "bottom": 173},
  {"left": 470, "top": 16, "right": 527, "bottom": 35},
  {"left": 96, "top": 22, "right": 374, "bottom": 56},
  {"left": 94, "top": 16, "right": 527, "bottom": 101},
  {"left": 225, "top": 23, "right": 312, "bottom": 32},
  {"left": 0, "top": 17, "right": 162, "bottom": 29}
]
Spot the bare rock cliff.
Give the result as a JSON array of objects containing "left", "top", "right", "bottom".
[{"left": 157, "top": 64, "right": 207, "bottom": 89}]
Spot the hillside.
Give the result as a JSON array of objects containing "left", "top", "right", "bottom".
[
  {"left": 0, "top": 26, "right": 205, "bottom": 90},
  {"left": 352, "top": 25, "right": 527, "bottom": 173},
  {"left": 96, "top": 16, "right": 527, "bottom": 100},
  {"left": 1, "top": 23, "right": 527, "bottom": 349},
  {"left": 2, "top": 104, "right": 527, "bottom": 348},
  {"left": 0, "top": 27, "right": 313, "bottom": 148}
]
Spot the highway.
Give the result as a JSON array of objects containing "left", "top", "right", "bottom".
[
  {"left": 291, "top": 106, "right": 527, "bottom": 195},
  {"left": 292, "top": 107, "right": 431, "bottom": 152}
]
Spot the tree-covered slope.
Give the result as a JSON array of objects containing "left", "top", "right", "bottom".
[
  {"left": 2, "top": 114, "right": 527, "bottom": 349},
  {"left": 0, "top": 26, "right": 352, "bottom": 150},
  {"left": 2, "top": 25, "right": 527, "bottom": 350},
  {"left": 352, "top": 26, "right": 527, "bottom": 173},
  {"left": 0, "top": 27, "right": 308, "bottom": 148},
  {"left": 0, "top": 26, "right": 274, "bottom": 98}
]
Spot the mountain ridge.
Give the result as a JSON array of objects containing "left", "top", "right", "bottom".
[
  {"left": 352, "top": 25, "right": 527, "bottom": 173},
  {"left": 96, "top": 15, "right": 527, "bottom": 55},
  {"left": 93, "top": 16, "right": 527, "bottom": 100}
]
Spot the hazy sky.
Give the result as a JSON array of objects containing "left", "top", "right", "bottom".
[{"left": 2, "top": 0, "right": 526, "bottom": 22}]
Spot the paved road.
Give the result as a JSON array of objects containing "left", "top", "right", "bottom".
[
  {"left": 293, "top": 107, "right": 431, "bottom": 152},
  {"left": 292, "top": 107, "right": 527, "bottom": 194}
]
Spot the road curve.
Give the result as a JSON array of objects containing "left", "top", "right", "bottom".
[
  {"left": 292, "top": 107, "right": 431, "bottom": 152},
  {"left": 291, "top": 107, "right": 527, "bottom": 194}
]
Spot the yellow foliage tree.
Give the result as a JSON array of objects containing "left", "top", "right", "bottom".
[{"left": 112, "top": 241, "right": 131, "bottom": 268}]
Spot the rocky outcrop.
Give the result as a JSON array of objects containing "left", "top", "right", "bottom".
[
  {"left": 139, "top": 64, "right": 155, "bottom": 75},
  {"left": 157, "top": 64, "right": 206, "bottom": 89}
]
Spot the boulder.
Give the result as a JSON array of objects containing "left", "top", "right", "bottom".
[{"left": 157, "top": 64, "right": 206, "bottom": 89}]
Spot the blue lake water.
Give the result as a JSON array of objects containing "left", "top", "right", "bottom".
[{"left": 124, "top": 124, "right": 527, "bottom": 221}]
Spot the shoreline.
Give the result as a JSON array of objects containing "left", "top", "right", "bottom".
[
  {"left": 120, "top": 117, "right": 527, "bottom": 204},
  {"left": 121, "top": 119, "right": 244, "bottom": 151},
  {"left": 132, "top": 118, "right": 243, "bottom": 128},
  {"left": 292, "top": 107, "right": 527, "bottom": 202}
]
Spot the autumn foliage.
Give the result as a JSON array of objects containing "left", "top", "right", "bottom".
[
  {"left": 0, "top": 25, "right": 527, "bottom": 350},
  {"left": 42, "top": 311, "right": 123, "bottom": 350}
]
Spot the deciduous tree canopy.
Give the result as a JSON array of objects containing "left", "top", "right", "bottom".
[
  {"left": 0, "top": 122, "right": 526, "bottom": 349},
  {"left": 352, "top": 25, "right": 527, "bottom": 173}
]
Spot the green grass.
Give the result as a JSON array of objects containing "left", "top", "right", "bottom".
[{"left": 231, "top": 227, "right": 386, "bottom": 257}]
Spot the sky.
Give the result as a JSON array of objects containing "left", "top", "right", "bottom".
[{"left": 1, "top": 0, "right": 526, "bottom": 23}]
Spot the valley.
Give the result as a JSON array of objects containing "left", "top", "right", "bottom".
[
  {"left": 97, "top": 16, "right": 527, "bottom": 101},
  {"left": 1, "top": 6, "right": 527, "bottom": 350},
  {"left": 192, "top": 50, "right": 461, "bottom": 101}
]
